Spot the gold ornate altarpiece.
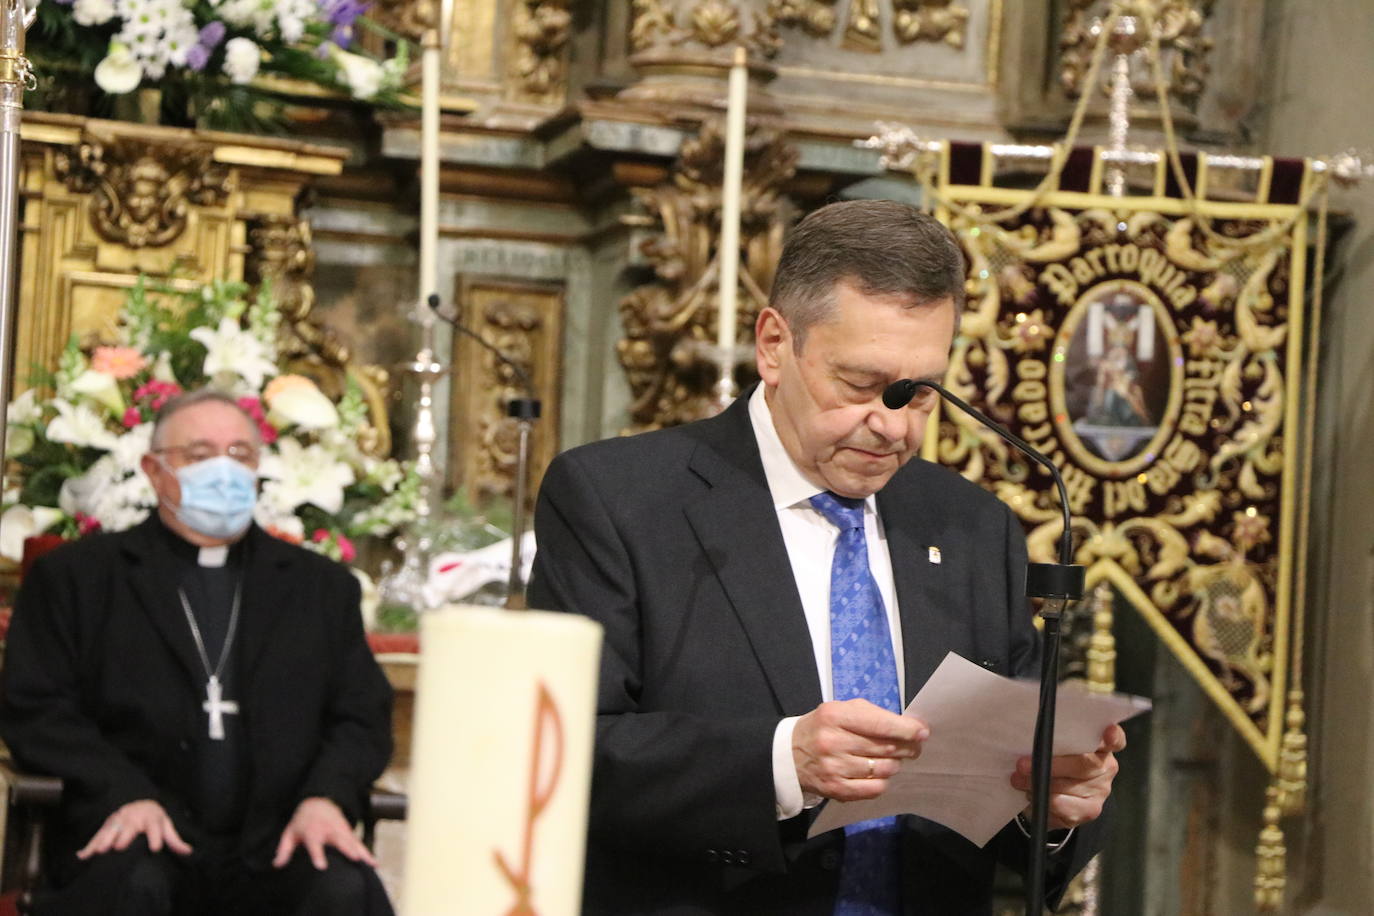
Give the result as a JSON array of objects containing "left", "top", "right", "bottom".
[{"left": 15, "top": 112, "right": 392, "bottom": 452}]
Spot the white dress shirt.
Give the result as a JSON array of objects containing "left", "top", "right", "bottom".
[{"left": 747, "top": 386, "right": 906, "bottom": 819}]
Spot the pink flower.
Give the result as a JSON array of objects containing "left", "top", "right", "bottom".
[
  {"left": 76, "top": 513, "right": 102, "bottom": 536},
  {"left": 238, "top": 396, "right": 278, "bottom": 443},
  {"left": 122, "top": 406, "right": 143, "bottom": 428},
  {"left": 336, "top": 534, "right": 356, "bottom": 564},
  {"left": 91, "top": 346, "right": 147, "bottom": 380},
  {"left": 312, "top": 528, "right": 330, "bottom": 544},
  {"left": 134, "top": 380, "right": 183, "bottom": 411}
]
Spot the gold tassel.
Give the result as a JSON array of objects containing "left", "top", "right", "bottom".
[
  {"left": 1085, "top": 582, "right": 1116, "bottom": 694},
  {"left": 1277, "top": 689, "right": 1308, "bottom": 814},
  {"left": 1254, "top": 784, "right": 1286, "bottom": 911}
]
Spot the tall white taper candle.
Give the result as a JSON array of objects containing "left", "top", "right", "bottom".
[
  {"left": 419, "top": 28, "right": 441, "bottom": 320},
  {"left": 715, "top": 46, "right": 748, "bottom": 373}
]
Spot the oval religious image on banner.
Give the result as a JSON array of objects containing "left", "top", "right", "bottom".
[{"left": 1050, "top": 280, "right": 1183, "bottom": 477}]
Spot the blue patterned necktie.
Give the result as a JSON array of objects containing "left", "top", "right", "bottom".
[{"left": 810, "top": 491, "right": 903, "bottom": 916}]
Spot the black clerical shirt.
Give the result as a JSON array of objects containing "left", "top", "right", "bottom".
[{"left": 153, "top": 517, "right": 249, "bottom": 836}]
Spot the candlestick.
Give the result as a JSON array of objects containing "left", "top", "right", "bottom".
[{"left": 715, "top": 46, "right": 748, "bottom": 403}]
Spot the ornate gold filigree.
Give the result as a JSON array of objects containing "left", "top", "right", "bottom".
[
  {"left": 630, "top": 0, "right": 782, "bottom": 56},
  {"left": 617, "top": 118, "right": 796, "bottom": 430},
  {"left": 1059, "top": 0, "right": 1214, "bottom": 107},
  {"left": 843, "top": 0, "right": 881, "bottom": 50},
  {"left": 449, "top": 281, "right": 562, "bottom": 508},
  {"left": 245, "top": 216, "right": 392, "bottom": 457},
  {"left": 511, "top": 0, "right": 573, "bottom": 99},
  {"left": 892, "top": 0, "right": 969, "bottom": 47},
  {"left": 54, "top": 138, "right": 231, "bottom": 249},
  {"left": 767, "top": 0, "right": 837, "bottom": 37}
]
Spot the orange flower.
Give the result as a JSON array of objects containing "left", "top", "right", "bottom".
[{"left": 91, "top": 346, "right": 148, "bottom": 380}]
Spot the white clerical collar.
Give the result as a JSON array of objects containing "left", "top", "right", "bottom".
[
  {"left": 198, "top": 545, "right": 229, "bottom": 568},
  {"left": 747, "top": 385, "right": 878, "bottom": 515}
]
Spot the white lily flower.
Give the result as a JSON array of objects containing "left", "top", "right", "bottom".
[
  {"left": 48, "top": 400, "right": 120, "bottom": 451},
  {"left": 263, "top": 375, "right": 339, "bottom": 431},
  {"left": 148, "top": 351, "right": 177, "bottom": 384},
  {"left": 190, "top": 317, "right": 278, "bottom": 390},
  {"left": 0, "top": 505, "right": 65, "bottom": 563},
  {"left": 70, "top": 369, "right": 125, "bottom": 415},
  {"left": 7, "top": 389, "right": 40, "bottom": 425},
  {"left": 59, "top": 455, "right": 118, "bottom": 518},
  {"left": 329, "top": 45, "right": 385, "bottom": 100},
  {"left": 110, "top": 423, "right": 154, "bottom": 474},
  {"left": 94, "top": 42, "right": 143, "bottom": 95},
  {"left": 258, "top": 438, "right": 355, "bottom": 514},
  {"left": 254, "top": 486, "right": 306, "bottom": 541}
]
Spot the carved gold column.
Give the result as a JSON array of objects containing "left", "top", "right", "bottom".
[{"left": 618, "top": 117, "right": 796, "bottom": 431}]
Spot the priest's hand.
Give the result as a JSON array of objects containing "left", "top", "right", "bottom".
[
  {"left": 1012, "top": 723, "right": 1126, "bottom": 830},
  {"left": 273, "top": 797, "right": 377, "bottom": 871},
  {"left": 793, "top": 699, "right": 929, "bottom": 802},
  {"left": 77, "top": 799, "right": 193, "bottom": 859}
]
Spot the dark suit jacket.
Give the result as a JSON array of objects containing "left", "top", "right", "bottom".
[
  {"left": 0, "top": 517, "right": 393, "bottom": 878},
  {"left": 528, "top": 391, "right": 1102, "bottom": 915}
]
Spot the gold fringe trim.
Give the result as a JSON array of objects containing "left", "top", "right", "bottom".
[
  {"left": 1254, "top": 784, "right": 1286, "bottom": 911},
  {"left": 1277, "top": 689, "right": 1308, "bottom": 814}
]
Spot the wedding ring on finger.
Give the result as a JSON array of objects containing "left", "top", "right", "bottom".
[{"left": 866, "top": 758, "right": 875, "bottom": 780}]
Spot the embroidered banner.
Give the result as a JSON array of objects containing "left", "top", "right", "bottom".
[{"left": 887, "top": 140, "right": 1317, "bottom": 775}]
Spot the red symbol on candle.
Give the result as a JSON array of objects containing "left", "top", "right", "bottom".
[{"left": 495, "top": 681, "right": 565, "bottom": 916}]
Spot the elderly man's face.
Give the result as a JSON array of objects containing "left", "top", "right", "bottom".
[
  {"left": 141, "top": 400, "right": 261, "bottom": 511},
  {"left": 756, "top": 280, "right": 957, "bottom": 499}
]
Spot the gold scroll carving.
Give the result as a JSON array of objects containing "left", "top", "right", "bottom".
[
  {"left": 510, "top": 0, "right": 574, "bottom": 102},
  {"left": 770, "top": 0, "right": 969, "bottom": 49},
  {"left": 630, "top": 0, "right": 782, "bottom": 56},
  {"left": 448, "top": 279, "right": 563, "bottom": 509},
  {"left": 617, "top": 118, "right": 796, "bottom": 431}
]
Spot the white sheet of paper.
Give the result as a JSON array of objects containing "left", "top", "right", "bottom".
[{"left": 807, "top": 652, "right": 1151, "bottom": 848}]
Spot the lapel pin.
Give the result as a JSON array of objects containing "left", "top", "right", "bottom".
[{"left": 928, "top": 546, "right": 942, "bottom": 565}]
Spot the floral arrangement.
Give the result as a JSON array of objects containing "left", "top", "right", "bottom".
[
  {"left": 30, "top": 0, "right": 411, "bottom": 131},
  {"left": 1, "top": 278, "right": 420, "bottom": 575}
]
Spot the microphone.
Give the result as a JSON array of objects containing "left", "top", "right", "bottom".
[
  {"left": 428, "top": 294, "right": 539, "bottom": 406},
  {"left": 883, "top": 377, "right": 1084, "bottom": 915}
]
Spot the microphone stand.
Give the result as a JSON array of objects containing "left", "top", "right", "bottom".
[
  {"left": 428, "top": 295, "right": 541, "bottom": 610},
  {"left": 883, "top": 378, "right": 1084, "bottom": 915}
]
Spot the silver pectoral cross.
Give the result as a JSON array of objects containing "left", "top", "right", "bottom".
[{"left": 202, "top": 675, "right": 239, "bottom": 741}]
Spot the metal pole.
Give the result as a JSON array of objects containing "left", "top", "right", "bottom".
[{"left": 0, "top": 0, "right": 34, "bottom": 482}]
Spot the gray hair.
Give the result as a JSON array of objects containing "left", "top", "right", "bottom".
[
  {"left": 150, "top": 388, "right": 262, "bottom": 449},
  {"left": 769, "top": 200, "right": 966, "bottom": 350}
]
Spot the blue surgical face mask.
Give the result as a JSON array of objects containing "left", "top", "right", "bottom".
[{"left": 167, "top": 455, "right": 258, "bottom": 540}]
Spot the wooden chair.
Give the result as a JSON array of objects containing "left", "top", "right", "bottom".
[{"left": 0, "top": 757, "right": 405, "bottom": 913}]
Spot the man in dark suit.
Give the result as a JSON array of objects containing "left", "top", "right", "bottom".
[
  {"left": 0, "top": 389, "right": 394, "bottom": 916},
  {"left": 528, "top": 200, "right": 1124, "bottom": 915}
]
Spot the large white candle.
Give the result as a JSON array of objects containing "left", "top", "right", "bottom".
[
  {"left": 418, "top": 28, "right": 441, "bottom": 309},
  {"left": 402, "top": 607, "right": 603, "bottom": 916},
  {"left": 716, "top": 46, "right": 748, "bottom": 363}
]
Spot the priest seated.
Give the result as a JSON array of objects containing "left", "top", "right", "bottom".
[{"left": 0, "top": 389, "right": 395, "bottom": 916}]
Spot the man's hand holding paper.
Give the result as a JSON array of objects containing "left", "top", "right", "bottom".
[
  {"left": 792, "top": 699, "right": 931, "bottom": 802},
  {"left": 808, "top": 653, "right": 1150, "bottom": 847}
]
